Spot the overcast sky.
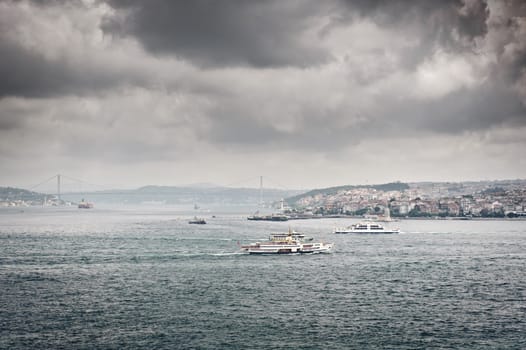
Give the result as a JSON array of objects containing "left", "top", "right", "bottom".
[{"left": 1, "top": 0, "right": 525, "bottom": 191}]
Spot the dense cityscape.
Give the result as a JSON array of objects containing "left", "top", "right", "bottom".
[{"left": 286, "top": 180, "right": 526, "bottom": 218}]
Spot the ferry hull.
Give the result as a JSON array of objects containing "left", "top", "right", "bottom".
[
  {"left": 242, "top": 243, "right": 333, "bottom": 255},
  {"left": 334, "top": 230, "right": 399, "bottom": 234},
  {"left": 247, "top": 249, "right": 297, "bottom": 255},
  {"left": 334, "top": 222, "right": 400, "bottom": 234}
]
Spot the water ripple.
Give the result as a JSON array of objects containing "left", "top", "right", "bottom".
[{"left": 1, "top": 210, "right": 526, "bottom": 349}]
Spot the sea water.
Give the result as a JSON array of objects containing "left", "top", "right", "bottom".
[{"left": 1, "top": 207, "right": 525, "bottom": 349}]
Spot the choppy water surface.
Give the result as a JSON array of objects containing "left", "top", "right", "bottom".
[{"left": 1, "top": 207, "right": 525, "bottom": 349}]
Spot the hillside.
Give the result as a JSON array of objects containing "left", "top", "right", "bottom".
[
  {"left": 0, "top": 187, "right": 49, "bottom": 205},
  {"left": 283, "top": 179, "right": 526, "bottom": 218},
  {"left": 1, "top": 184, "right": 302, "bottom": 208},
  {"left": 58, "top": 185, "right": 302, "bottom": 206},
  {"left": 285, "top": 182, "right": 410, "bottom": 205}
]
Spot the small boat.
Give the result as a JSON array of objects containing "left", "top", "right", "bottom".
[
  {"left": 241, "top": 229, "right": 333, "bottom": 255},
  {"left": 247, "top": 211, "right": 289, "bottom": 221},
  {"left": 334, "top": 221, "right": 400, "bottom": 234},
  {"left": 189, "top": 217, "right": 206, "bottom": 224},
  {"left": 78, "top": 199, "right": 93, "bottom": 209}
]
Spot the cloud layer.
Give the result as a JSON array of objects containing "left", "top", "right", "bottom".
[{"left": 0, "top": 0, "right": 525, "bottom": 189}]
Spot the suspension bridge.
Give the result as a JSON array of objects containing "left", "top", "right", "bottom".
[
  {"left": 20, "top": 174, "right": 301, "bottom": 207},
  {"left": 26, "top": 174, "right": 112, "bottom": 200}
]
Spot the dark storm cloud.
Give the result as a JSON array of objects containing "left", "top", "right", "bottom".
[
  {"left": 103, "top": 0, "right": 490, "bottom": 69},
  {"left": 340, "top": 0, "right": 526, "bottom": 106},
  {"left": 332, "top": 0, "right": 489, "bottom": 70},
  {"left": 0, "top": 0, "right": 145, "bottom": 98},
  {"left": 103, "top": 0, "right": 333, "bottom": 68},
  {"left": 381, "top": 82, "right": 525, "bottom": 136},
  {"left": 339, "top": 0, "right": 488, "bottom": 37},
  {"left": 0, "top": 0, "right": 525, "bottom": 187},
  {"left": 0, "top": 0, "right": 520, "bottom": 103},
  {"left": 204, "top": 86, "right": 524, "bottom": 153},
  {"left": 485, "top": 1, "right": 526, "bottom": 95},
  {"left": 0, "top": 0, "right": 524, "bottom": 145},
  {"left": 0, "top": 38, "right": 116, "bottom": 98}
]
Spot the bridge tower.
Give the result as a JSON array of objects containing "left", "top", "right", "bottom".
[{"left": 57, "top": 174, "right": 61, "bottom": 201}]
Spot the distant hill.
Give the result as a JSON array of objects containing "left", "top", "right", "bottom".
[
  {"left": 0, "top": 184, "right": 303, "bottom": 208},
  {"left": 0, "top": 187, "right": 49, "bottom": 204},
  {"left": 5, "top": 179, "right": 523, "bottom": 209},
  {"left": 58, "top": 185, "right": 303, "bottom": 207},
  {"left": 285, "top": 182, "right": 410, "bottom": 205}
]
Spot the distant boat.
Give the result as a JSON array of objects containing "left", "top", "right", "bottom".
[
  {"left": 78, "top": 199, "right": 93, "bottom": 209},
  {"left": 247, "top": 212, "right": 289, "bottom": 221},
  {"left": 189, "top": 216, "right": 206, "bottom": 224},
  {"left": 334, "top": 221, "right": 400, "bottom": 234}
]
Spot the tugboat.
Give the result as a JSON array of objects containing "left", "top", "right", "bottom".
[
  {"left": 189, "top": 216, "right": 206, "bottom": 224},
  {"left": 247, "top": 212, "right": 289, "bottom": 221},
  {"left": 241, "top": 228, "right": 333, "bottom": 255}
]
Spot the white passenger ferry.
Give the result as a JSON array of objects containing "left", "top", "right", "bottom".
[
  {"left": 241, "top": 229, "right": 333, "bottom": 255},
  {"left": 334, "top": 221, "right": 400, "bottom": 234}
]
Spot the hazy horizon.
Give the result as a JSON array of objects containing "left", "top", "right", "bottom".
[
  {"left": 3, "top": 175, "right": 525, "bottom": 195},
  {"left": 1, "top": 0, "right": 525, "bottom": 190}
]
